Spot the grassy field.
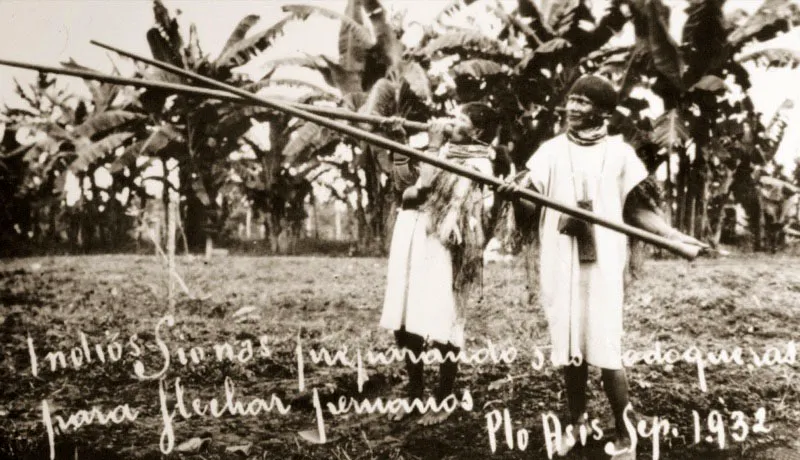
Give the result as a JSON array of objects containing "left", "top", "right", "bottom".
[{"left": 1, "top": 253, "right": 799, "bottom": 460}]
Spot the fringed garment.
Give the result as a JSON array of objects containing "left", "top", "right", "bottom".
[
  {"left": 422, "top": 144, "right": 498, "bottom": 297},
  {"left": 380, "top": 144, "right": 501, "bottom": 348}
]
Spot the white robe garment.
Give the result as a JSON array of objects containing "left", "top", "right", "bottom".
[
  {"left": 380, "top": 209, "right": 464, "bottom": 347},
  {"left": 526, "top": 134, "right": 648, "bottom": 369}
]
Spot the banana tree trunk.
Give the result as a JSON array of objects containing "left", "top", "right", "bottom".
[
  {"left": 245, "top": 206, "right": 252, "bottom": 239},
  {"left": 48, "top": 200, "right": 58, "bottom": 244},
  {"left": 692, "top": 145, "right": 709, "bottom": 240},
  {"left": 354, "top": 185, "right": 369, "bottom": 248},
  {"left": 205, "top": 234, "right": 213, "bottom": 259},
  {"left": 334, "top": 206, "right": 343, "bottom": 241},
  {"left": 664, "top": 153, "right": 673, "bottom": 226},
  {"left": 363, "top": 151, "right": 385, "bottom": 252},
  {"left": 162, "top": 158, "right": 170, "bottom": 253},
  {"left": 179, "top": 167, "right": 206, "bottom": 253},
  {"left": 675, "top": 148, "right": 690, "bottom": 232}
]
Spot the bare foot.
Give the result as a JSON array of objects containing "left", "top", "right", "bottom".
[
  {"left": 387, "top": 397, "right": 422, "bottom": 422},
  {"left": 417, "top": 409, "right": 452, "bottom": 426},
  {"left": 556, "top": 416, "right": 593, "bottom": 456},
  {"left": 606, "top": 437, "right": 635, "bottom": 460}
]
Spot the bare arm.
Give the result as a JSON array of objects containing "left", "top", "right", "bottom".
[
  {"left": 401, "top": 120, "right": 450, "bottom": 205},
  {"left": 626, "top": 205, "right": 678, "bottom": 238},
  {"left": 623, "top": 180, "right": 708, "bottom": 248},
  {"left": 496, "top": 172, "right": 540, "bottom": 236},
  {"left": 416, "top": 152, "right": 440, "bottom": 192}
]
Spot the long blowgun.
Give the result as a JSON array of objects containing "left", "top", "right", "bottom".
[
  {"left": 11, "top": 40, "right": 702, "bottom": 260},
  {"left": 0, "top": 57, "right": 428, "bottom": 131},
  {"left": 90, "top": 40, "right": 702, "bottom": 260}
]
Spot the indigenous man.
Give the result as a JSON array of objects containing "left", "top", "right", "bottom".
[
  {"left": 380, "top": 102, "right": 503, "bottom": 426},
  {"left": 499, "top": 75, "right": 706, "bottom": 459}
]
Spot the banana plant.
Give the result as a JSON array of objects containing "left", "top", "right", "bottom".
[
  {"left": 254, "top": 0, "right": 433, "bottom": 253},
  {"left": 3, "top": 70, "right": 145, "bottom": 250},
  {"left": 118, "top": 0, "right": 316, "bottom": 254},
  {"left": 607, "top": 0, "right": 800, "bottom": 241}
]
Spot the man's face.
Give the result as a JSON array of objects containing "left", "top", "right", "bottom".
[
  {"left": 449, "top": 111, "right": 477, "bottom": 144},
  {"left": 565, "top": 94, "right": 603, "bottom": 130}
]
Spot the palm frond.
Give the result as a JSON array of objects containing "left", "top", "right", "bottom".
[
  {"left": 219, "top": 15, "right": 261, "bottom": 58},
  {"left": 359, "top": 79, "right": 398, "bottom": 117},
  {"left": 140, "top": 125, "right": 184, "bottom": 158},
  {"left": 394, "top": 61, "right": 431, "bottom": 103},
  {"left": 728, "top": 0, "right": 800, "bottom": 49},
  {"left": 737, "top": 48, "right": 800, "bottom": 69},
  {"left": 74, "top": 110, "right": 145, "bottom": 139},
  {"left": 340, "top": 0, "right": 368, "bottom": 72},
  {"left": 259, "top": 56, "right": 322, "bottom": 75},
  {"left": 451, "top": 59, "right": 506, "bottom": 78},
  {"left": 187, "top": 23, "right": 204, "bottom": 68},
  {"left": 688, "top": 75, "right": 728, "bottom": 93},
  {"left": 282, "top": 122, "right": 341, "bottom": 166},
  {"left": 146, "top": 1, "right": 184, "bottom": 67},
  {"left": 70, "top": 132, "right": 135, "bottom": 173},
  {"left": 244, "top": 78, "right": 338, "bottom": 97},
  {"left": 215, "top": 16, "right": 293, "bottom": 70},
  {"left": 681, "top": 0, "right": 727, "bottom": 85},
  {"left": 652, "top": 109, "right": 690, "bottom": 152},
  {"left": 418, "top": 30, "right": 515, "bottom": 62},
  {"left": 109, "top": 140, "right": 145, "bottom": 174},
  {"left": 646, "top": 0, "right": 685, "bottom": 92}
]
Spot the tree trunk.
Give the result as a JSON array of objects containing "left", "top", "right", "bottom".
[
  {"left": 686, "top": 195, "right": 697, "bottom": 237},
  {"left": 245, "top": 206, "right": 252, "bottom": 239},
  {"left": 676, "top": 148, "right": 690, "bottom": 233},
  {"left": 153, "top": 219, "right": 161, "bottom": 256},
  {"left": 205, "top": 234, "right": 213, "bottom": 259},
  {"left": 167, "top": 189, "right": 177, "bottom": 310},
  {"left": 353, "top": 174, "right": 369, "bottom": 249},
  {"left": 692, "top": 143, "right": 708, "bottom": 240},
  {"left": 334, "top": 205, "right": 343, "bottom": 241},
  {"left": 311, "top": 196, "right": 319, "bottom": 240},
  {"left": 268, "top": 212, "right": 282, "bottom": 253},
  {"left": 48, "top": 200, "right": 58, "bottom": 243},
  {"left": 162, "top": 159, "right": 170, "bottom": 253},
  {"left": 363, "top": 152, "right": 384, "bottom": 252}
]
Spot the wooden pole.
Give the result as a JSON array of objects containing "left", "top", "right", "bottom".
[
  {"left": 0, "top": 57, "right": 428, "bottom": 131},
  {"left": 90, "top": 40, "right": 702, "bottom": 260}
]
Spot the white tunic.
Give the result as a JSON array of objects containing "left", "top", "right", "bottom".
[
  {"left": 526, "top": 134, "right": 648, "bottom": 369},
  {"left": 380, "top": 209, "right": 464, "bottom": 347}
]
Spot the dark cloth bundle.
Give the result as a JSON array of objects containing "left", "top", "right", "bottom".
[{"left": 558, "top": 199, "right": 598, "bottom": 263}]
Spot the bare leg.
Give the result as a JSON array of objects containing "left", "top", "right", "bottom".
[
  {"left": 564, "top": 361, "right": 589, "bottom": 423},
  {"left": 390, "top": 328, "right": 424, "bottom": 421},
  {"left": 601, "top": 368, "right": 631, "bottom": 441},
  {"left": 553, "top": 361, "right": 591, "bottom": 456},
  {"left": 418, "top": 342, "right": 459, "bottom": 426},
  {"left": 601, "top": 366, "right": 637, "bottom": 460}
]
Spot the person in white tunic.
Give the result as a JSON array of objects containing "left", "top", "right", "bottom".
[
  {"left": 381, "top": 103, "right": 503, "bottom": 425},
  {"left": 500, "top": 75, "right": 706, "bottom": 459}
]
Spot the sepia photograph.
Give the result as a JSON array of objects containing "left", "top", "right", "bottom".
[{"left": 1, "top": 0, "right": 799, "bottom": 459}]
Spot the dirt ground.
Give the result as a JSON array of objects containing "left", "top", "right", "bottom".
[{"left": 1, "top": 252, "right": 799, "bottom": 460}]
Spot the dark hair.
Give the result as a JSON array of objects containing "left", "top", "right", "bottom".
[
  {"left": 460, "top": 102, "right": 499, "bottom": 144},
  {"left": 568, "top": 75, "right": 618, "bottom": 114}
]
